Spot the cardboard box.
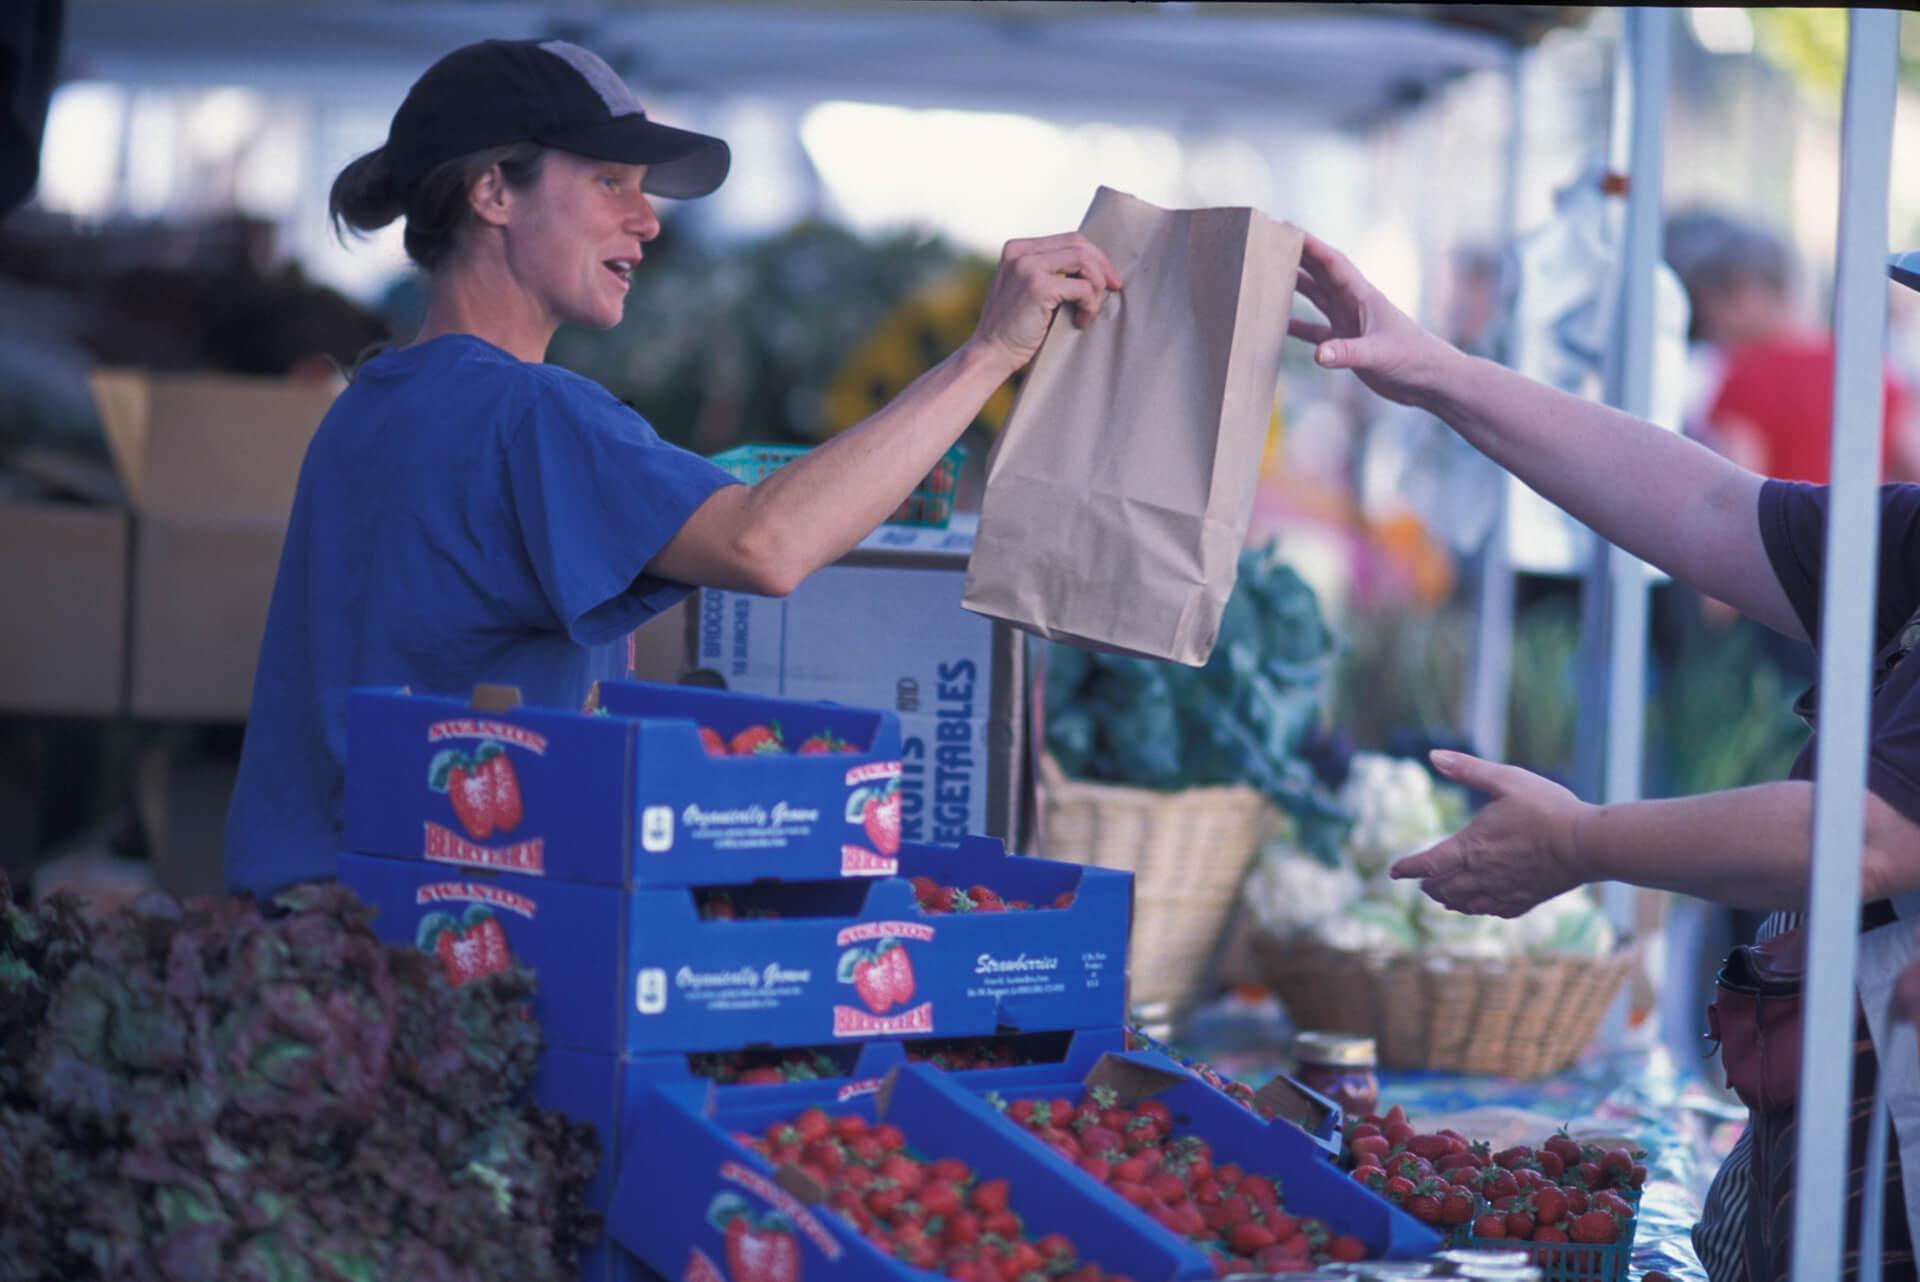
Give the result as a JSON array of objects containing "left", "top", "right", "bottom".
[
  {"left": 896, "top": 712, "right": 1007, "bottom": 847},
  {"left": 684, "top": 515, "right": 1033, "bottom": 849},
  {"left": 609, "top": 1064, "right": 1200, "bottom": 1282},
  {"left": 91, "top": 368, "right": 338, "bottom": 720},
  {"left": 0, "top": 502, "right": 128, "bottom": 715},
  {"left": 128, "top": 518, "right": 286, "bottom": 719},
  {"left": 346, "top": 681, "right": 906, "bottom": 886},
  {"left": 337, "top": 836, "right": 1130, "bottom": 1055},
  {"left": 925, "top": 1052, "right": 1443, "bottom": 1263}
]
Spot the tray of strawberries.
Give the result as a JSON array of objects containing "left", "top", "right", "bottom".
[{"left": 1342, "top": 1104, "right": 1647, "bottom": 1282}]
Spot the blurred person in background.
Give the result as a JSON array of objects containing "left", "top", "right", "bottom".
[
  {"left": 1667, "top": 207, "right": 1918, "bottom": 484},
  {"left": 222, "top": 38, "right": 1121, "bottom": 902}
]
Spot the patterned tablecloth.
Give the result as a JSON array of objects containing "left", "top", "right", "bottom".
[{"left": 1177, "top": 1033, "right": 1746, "bottom": 1282}]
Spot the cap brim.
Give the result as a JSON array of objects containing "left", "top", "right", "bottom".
[
  {"left": 539, "top": 116, "right": 730, "bottom": 199},
  {"left": 1892, "top": 251, "right": 1920, "bottom": 294}
]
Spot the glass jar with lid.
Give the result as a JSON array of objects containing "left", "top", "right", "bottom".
[{"left": 1291, "top": 1030, "right": 1380, "bottom": 1118}]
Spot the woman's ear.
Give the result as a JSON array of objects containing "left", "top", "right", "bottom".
[{"left": 468, "top": 164, "right": 513, "bottom": 228}]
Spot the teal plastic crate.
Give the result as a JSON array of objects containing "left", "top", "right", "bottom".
[{"left": 710, "top": 442, "right": 966, "bottom": 529}]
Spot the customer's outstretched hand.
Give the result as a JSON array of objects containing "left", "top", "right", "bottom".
[{"left": 1289, "top": 232, "right": 1462, "bottom": 408}]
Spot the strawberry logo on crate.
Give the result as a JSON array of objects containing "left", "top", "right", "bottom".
[
  {"left": 843, "top": 761, "right": 903, "bottom": 858},
  {"left": 838, "top": 937, "right": 917, "bottom": 1014},
  {"left": 428, "top": 740, "right": 525, "bottom": 840},
  {"left": 708, "top": 1193, "right": 801, "bottom": 1282},
  {"left": 833, "top": 921, "right": 933, "bottom": 1036},
  {"left": 417, "top": 903, "right": 514, "bottom": 986}
]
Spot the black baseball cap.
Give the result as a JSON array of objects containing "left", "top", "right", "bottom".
[{"left": 384, "top": 39, "right": 730, "bottom": 201}]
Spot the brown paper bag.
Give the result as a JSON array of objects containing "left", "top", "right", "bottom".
[{"left": 961, "top": 186, "right": 1303, "bottom": 666}]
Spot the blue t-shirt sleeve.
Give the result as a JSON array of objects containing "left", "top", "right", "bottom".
[
  {"left": 1758, "top": 478, "right": 1920, "bottom": 650},
  {"left": 504, "top": 379, "right": 739, "bottom": 645}
]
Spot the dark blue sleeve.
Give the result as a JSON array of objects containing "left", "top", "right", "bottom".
[
  {"left": 1758, "top": 479, "right": 1920, "bottom": 652},
  {"left": 504, "top": 379, "right": 740, "bottom": 646}
]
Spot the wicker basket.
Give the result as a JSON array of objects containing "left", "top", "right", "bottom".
[
  {"left": 1039, "top": 754, "right": 1279, "bottom": 1021},
  {"left": 1249, "top": 931, "right": 1643, "bottom": 1078}
]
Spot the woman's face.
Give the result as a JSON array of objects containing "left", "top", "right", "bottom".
[{"left": 500, "top": 150, "right": 660, "bottom": 331}]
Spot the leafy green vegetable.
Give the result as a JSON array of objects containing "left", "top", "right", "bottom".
[
  {"left": 1045, "top": 541, "right": 1350, "bottom": 859},
  {"left": 0, "top": 877, "right": 599, "bottom": 1282}
]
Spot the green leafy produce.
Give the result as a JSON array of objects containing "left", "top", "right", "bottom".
[
  {"left": 1045, "top": 541, "right": 1349, "bottom": 858},
  {"left": 0, "top": 878, "right": 600, "bottom": 1282}
]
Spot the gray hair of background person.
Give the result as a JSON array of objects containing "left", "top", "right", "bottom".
[{"left": 1664, "top": 208, "right": 1797, "bottom": 344}]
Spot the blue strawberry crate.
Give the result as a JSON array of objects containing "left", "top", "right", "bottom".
[
  {"left": 339, "top": 836, "right": 1130, "bottom": 1056},
  {"left": 535, "top": 1034, "right": 1132, "bottom": 1223},
  {"left": 712, "top": 443, "right": 965, "bottom": 530},
  {"left": 927, "top": 1051, "right": 1442, "bottom": 1269},
  {"left": 609, "top": 1064, "right": 1205, "bottom": 1282},
  {"left": 625, "top": 838, "right": 1129, "bottom": 1053},
  {"left": 345, "top": 679, "right": 905, "bottom": 886}
]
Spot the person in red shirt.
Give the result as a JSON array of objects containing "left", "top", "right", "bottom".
[{"left": 1669, "top": 209, "right": 1917, "bottom": 483}]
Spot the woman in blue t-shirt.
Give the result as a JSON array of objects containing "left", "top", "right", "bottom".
[{"left": 222, "top": 38, "right": 1121, "bottom": 901}]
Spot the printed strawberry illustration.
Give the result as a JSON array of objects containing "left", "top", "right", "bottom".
[
  {"left": 730, "top": 722, "right": 785, "bottom": 755},
  {"left": 708, "top": 1194, "right": 801, "bottom": 1282},
  {"left": 430, "top": 749, "right": 494, "bottom": 839},
  {"left": 416, "top": 906, "right": 512, "bottom": 986},
  {"left": 839, "top": 947, "right": 895, "bottom": 1014},
  {"left": 875, "top": 936, "right": 916, "bottom": 1005},
  {"left": 699, "top": 726, "right": 730, "bottom": 756},
  {"left": 473, "top": 741, "right": 523, "bottom": 833},
  {"left": 797, "top": 730, "right": 854, "bottom": 755},
  {"left": 845, "top": 782, "right": 901, "bottom": 855}
]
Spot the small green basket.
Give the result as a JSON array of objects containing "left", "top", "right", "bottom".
[{"left": 709, "top": 442, "right": 967, "bottom": 530}]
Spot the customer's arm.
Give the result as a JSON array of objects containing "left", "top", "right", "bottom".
[
  {"left": 1390, "top": 750, "right": 1920, "bottom": 914},
  {"left": 1291, "top": 233, "right": 1805, "bottom": 642}
]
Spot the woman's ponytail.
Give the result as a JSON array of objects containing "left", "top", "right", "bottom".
[{"left": 328, "top": 147, "right": 405, "bottom": 242}]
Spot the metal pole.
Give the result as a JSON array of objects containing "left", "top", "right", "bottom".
[
  {"left": 1465, "top": 47, "right": 1526, "bottom": 761},
  {"left": 1792, "top": 11, "right": 1900, "bottom": 1279},
  {"left": 1577, "top": 9, "right": 1667, "bottom": 977}
]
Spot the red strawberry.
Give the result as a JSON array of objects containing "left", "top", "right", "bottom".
[
  {"left": 1473, "top": 1213, "right": 1508, "bottom": 1238},
  {"left": 1350, "top": 1135, "right": 1391, "bottom": 1164},
  {"left": 699, "top": 726, "right": 730, "bottom": 755},
  {"left": 1326, "top": 1236, "right": 1367, "bottom": 1263},
  {"left": 799, "top": 731, "right": 853, "bottom": 754},
  {"left": 1229, "top": 1222, "right": 1278, "bottom": 1254},
  {"left": 1052, "top": 891, "right": 1077, "bottom": 909},
  {"left": 852, "top": 953, "right": 894, "bottom": 1013},
  {"left": 879, "top": 940, "right": 915, "bottom": 1005},
  {"left": 1504, "top": 1207, "right": 1535, "bottom": 1239},
  {"left": 479, "top": 747, "right": 523, "bottom": 832},
  {"left": 1532, "top": 1186, "right": 1570, "bottom": 1226},
  {"left": 1440, "top": 1191, "right": 1475, "bottom": 1225},
  {"left": 731, "top": 722, "right": 785, "bottom": 755},
  {"left": 1544, "top": 1133, "right": 1583, "bottom": 1168},
  {"left": 1534, "top": 1148, "right": 1565, "bottom": 1180},
  {"left": 1593, "top": 1189, "right": 1634, "bottom": 1219},
  {"left": 862, "top": 789, "right": 902, "bottom": 855},
  {"left": 446, "top": 760, "right": 494, "bottom": 838},
  {"left": 1408, "top": 1135, "right": 1452, "bottom": 1161},
  {"left": 969, "top": 1178, "right": 1009, "bottom": 1214},
  {"left": 969, "top": 885, "right": 1005, "bottom": 913}
]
